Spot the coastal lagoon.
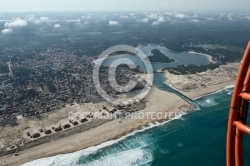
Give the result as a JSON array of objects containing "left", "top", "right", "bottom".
[{"left": 95, "top": 44, "right": 211, "bottom": 72}]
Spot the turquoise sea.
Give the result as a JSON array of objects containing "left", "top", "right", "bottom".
[{"left": 22, "top": 71, "right": 249, "bottom": 166}]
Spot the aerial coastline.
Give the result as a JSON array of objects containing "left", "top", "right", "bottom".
[
  {"left": 1, "top": 86, "right": 192, "bottom": 166},
  {"left": 0, "top": 4, "right": 249, "bottom": 165},
  {"left": 0, "top": 61, "right": 238, "bottom": 166},
  {"left": 0, "top": 37, "right": 241, "bottom": 166}
]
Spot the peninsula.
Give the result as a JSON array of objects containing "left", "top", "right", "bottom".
[{"left": 145, "top": 49, "right": 175, "bottom": 63}]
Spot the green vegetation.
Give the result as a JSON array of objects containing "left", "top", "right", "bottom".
[
  {"left": 0, "top": 66, "right": 8, "bottom": 73},
  {"left": 166, "top": 64, "right": 220, "bottom": 75},
  {"left": 46, "top": 81, "right": 57, "bottom": 93},
  {"left": 145, "top": 49, "right": 175, "bottom": 63},
  {"left": 109, "top": 51, "right": 137, "bottom": 56},
  {"left": 27, "top": 89, "right": 39, "bottom": 98}
]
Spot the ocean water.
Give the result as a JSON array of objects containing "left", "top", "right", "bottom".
[{"left": 23, "top": 85, "right": 242, "bottom": 166}]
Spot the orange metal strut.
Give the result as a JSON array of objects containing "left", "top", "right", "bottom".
[{"left": 227, "top": 41, "right": 250, "bottom": 166}]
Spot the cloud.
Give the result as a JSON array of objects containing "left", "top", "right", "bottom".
[
  {"left": 108, "top": 20, "right": 119, "bottom": 26},
  {"left": 145, "top": 13, "right": 166, "bottom": 25},
  {"left": 146, "top": 13, "right": 158, "bottom": 19},
  {"left": 190, "top": 18, "right": 199, "bottom": 23},
  {"left": 151, "top": 21, "right": 159, "bottom": 25},
  {"left": 157, "top": 16, "right": 165, "bottom": 23},
  {"left": 26, "top": 15, "right": 37, "bottom": 22},
  {"left": 137, "top": 18, "right": 149, "bottom": 23},
  {"left": 206, "top": 17, "right": 214, "bottom": 21},
  {"left": 245, "top": 16, "right": 250, "bottom": 20},
  {"left": 26, "top": 16, "right": 58, "bottom": 24},
  {"left": 142, "top": 18, "right": 149, "bottom": 22},
  {"left": 54, "top": 24, "right": 61, "bottom": 28},
  {"left": 39, "top": 17, "right": 50, "bottom": 22},
  {"left": 4, "top": 18, "right": 28, "bottom": 28},
  {"left": 151, "top": 16, "right": 165, "bottom": 25},
  {"left": 38, "top": 17, "right": 58, "bottom": 23},
  {"left": 227, "top": 13, "right": 234, "bottom": 21},
  {"left": 218, "top": 13, "right": 225, "bottom": 19},
  {"left": 65, "top": 19, "right": 82, "bottom": 25},
  {"left": 1, "top": 28, "right": 13, "bottom": 34},
  {"left": 175, "top": 13, "right": 187, "bottom": 19},
  {"left": 120, "top": 15, "right": 129, "bottom": 19},
  {"left": 165, "top": 12, "right": 174, "bottom": 16}
]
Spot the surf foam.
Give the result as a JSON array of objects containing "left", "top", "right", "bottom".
[{"left": 22, "top": 111, "right": 187, "bottom": 166}]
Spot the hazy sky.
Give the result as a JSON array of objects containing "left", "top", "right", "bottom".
[{"left": 1, "top": 0, "right": 250, "bottom": 12}]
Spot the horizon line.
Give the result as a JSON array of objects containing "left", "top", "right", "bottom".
[{"left": 0, "top": 8, "right": 249, "bottom": 13}]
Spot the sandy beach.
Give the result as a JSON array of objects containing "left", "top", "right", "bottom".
[
  {"left": 0, "top": 87, "right": 191, "bottom": 166},
  {"left": 165, "top": 62, "right": 239, "bottom": 99},
  {"left": 0, "top": 62, "right": 239, "bottom": 166},
  {"left": 187, "top": 50, "right": 217, "bottom": 64}
]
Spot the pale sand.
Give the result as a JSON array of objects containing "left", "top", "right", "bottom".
[
  {"left": 183, "top": 80, "right": 235, "bottom": 99},
  {"left": 165, "top": 62, "right": 239, "bottom": 99},
  {"left": 0, "top": 87, "right": 191, "bottom": 166},
  {"left": 187, "top": 51, "right": 216, "bottom": 64}
]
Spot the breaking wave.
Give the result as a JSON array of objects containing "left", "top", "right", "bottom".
[
  {"left": 22, "top": 86, "right": 233, "bottom": 166},
  {"left": 22, "top": 111, "right": 187, "bottom": 166}
]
